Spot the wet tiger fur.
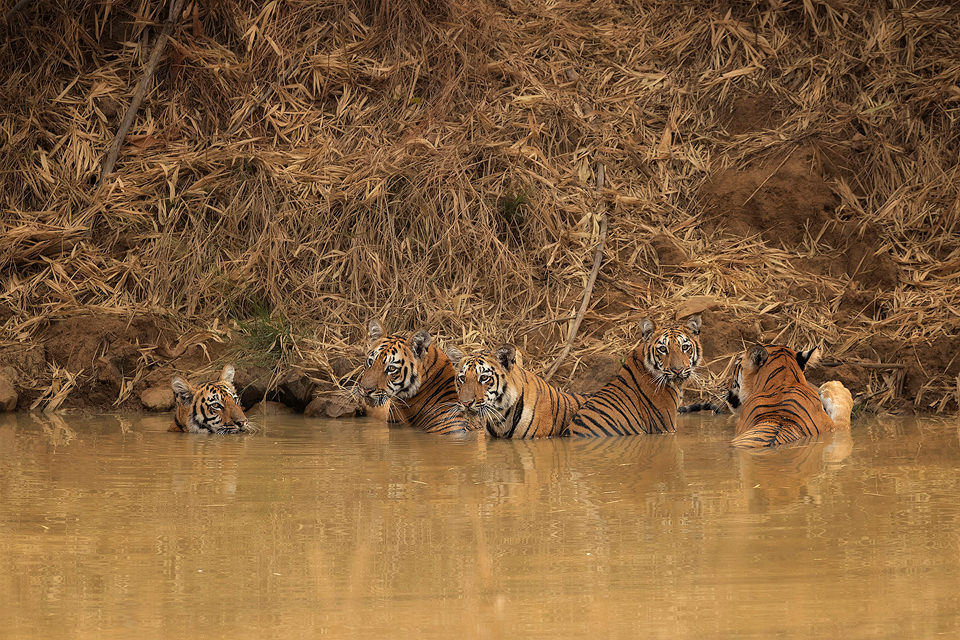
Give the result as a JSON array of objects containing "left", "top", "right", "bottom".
[
  {"left": 447, "top": 344, "right": 588, "bottom": 438},
  {"left": 728, "top": 344, "right": 853, "bottom": 448},
  {"left": 563, "top": 315, "right": 703, "bottom": 438},
  {"left": 358, "top": 320, "right": 472, "bottom": 435},
  {"left": 169, "top": 364, "right": 252, "bottom": 434}
]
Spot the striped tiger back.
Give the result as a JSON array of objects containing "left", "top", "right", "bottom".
[
  {"left": 358, "top": 320, "right": 472, "bottom": 435},
  {"left": 729, "top": 344, "right": 848, "bottom": 448},
  {"left": 450, "top": 344, "right": 588, "bottom": 438},
  {"left": 564, "top": 315, "right": 703, "bottom": 438}
]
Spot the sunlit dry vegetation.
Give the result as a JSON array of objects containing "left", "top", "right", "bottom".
[{"left": 1, "top": 0, "right": 958, "bottom": 412}]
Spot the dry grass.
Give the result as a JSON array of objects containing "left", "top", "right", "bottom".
[{"left": 1, "top": 0, "right": 959, "bottom": 412}]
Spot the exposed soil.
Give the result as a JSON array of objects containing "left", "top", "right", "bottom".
[
  {"left": 702, "top": 147, "right": 837, "bottom": 246},
  {"left": 2, "top": 304, "right": 955, "bottom": 416},
  {"left": 701, "top": 145, "right": 898, "bottom": 293},
  {"left": 650, "top": 234, "right": 688, "bottom": 269},
  {"left": 723, "top": 93, "right": 782, "bottom": 135},
  {"left": 0, "top": 313, "right": 360, "bottom": 415}
]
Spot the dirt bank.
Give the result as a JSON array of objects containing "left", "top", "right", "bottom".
[{"left": 2, "top": 1, "right": 959, "bottom": 415}]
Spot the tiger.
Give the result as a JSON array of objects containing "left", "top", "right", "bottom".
[
  {"left": 727, "top": 344, "right": 854, "bottom": 448},
  {"left": 358, "top": 320, "right": 473, "bottom": 435},
  {"left": 447, "top": 344, "right": 588, "bottom": 438},
  {"left": 169, "top": 364, "right": 252, "bottom": 434},
  {"left": 679, "top": 346, "right": 835, "bottom": 414},
  {"left": 563, "top": 315, "right": 703, "bottom": 438}
]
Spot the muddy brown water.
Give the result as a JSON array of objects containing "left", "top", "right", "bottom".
[{"left": 1, "top": 412, "right": 958, "bottom": 638}]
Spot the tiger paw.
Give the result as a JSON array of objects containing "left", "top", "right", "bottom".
[{"left": 819, "top": 380, "right": 853, "bottom": 429}]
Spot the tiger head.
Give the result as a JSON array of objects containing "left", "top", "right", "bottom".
[
  {"left": 448, "top": 344, "right": 519, "bottom": 420},
  {"left": 726, "top": 344, "right": 820, "bottom": 409},
  {"left": 170, "top": 364, "right": 250, "bottom": 434},
  {"left": 358, "top": 319, "right": 435, "bottom": 406},
  {"left": 638, "top": 315, "right": 703, "bottom": 386}
]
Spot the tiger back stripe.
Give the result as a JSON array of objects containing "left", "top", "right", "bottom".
[
  {"left": 730, "top": 344, "right": 842, "bottom": 449},
  {"left": 498, "top": 373, "right": 587, "bottom": 439},
  {"left": 568, "top": 375, "right": 680, "bottom": 437}
]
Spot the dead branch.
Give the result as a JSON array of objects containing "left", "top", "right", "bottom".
[
  {"left": 545, "top": 163, "right": 609, "bottom": 381},
  {"left": 98, "top": 0, "right": 185, "bottom": 185}
]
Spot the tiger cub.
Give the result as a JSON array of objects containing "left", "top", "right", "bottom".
[
  {"left": 169, "top": 364, "right": 252, "bottom": 434},
  {"left": 448, "top": 344, "right": 587, "bottom": 438},
  {"left": 358, "top": 320, "right": 473, "bottom": 435},
  {"left": 727, "top": 344, "right": 853, "bottom": 448},
  {"left": 564, "top": 315, "right": 703, "bottom": 437}
]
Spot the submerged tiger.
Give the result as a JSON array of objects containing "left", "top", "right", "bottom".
[
  {"left": 358, "top": 320, "right": 473, "bottom": 435},
  {"left": 563, "top": 315, "right": 703, "bottom": 438},
  {"left": 169, "top": 364, "right": 252, "bottom": 434},
  {"left": 448, "top": 344, "right": 587, "bottom": 438},
  {"left": 727, "top": 344, "right": 853, "bottom": 448}
]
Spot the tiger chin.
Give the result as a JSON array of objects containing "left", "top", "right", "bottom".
[
  {"left": 727, "top": 344, "right": 854, "bottom": 448},
  {"left": 357, "top": 320, "right": 474, "bottom": 435},
  {"left": 564, "top": 315, "right": 703, "bottom": 437},
  {"left": 169, "top": 364, "right": 254, "bottom": 434},
  {"left": 447, "top": 344, "right": 587, "bottom": 439}
]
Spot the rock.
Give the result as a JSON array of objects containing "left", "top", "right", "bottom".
[
  {"left": 248, "top": 401, "right": 297, "bottom": 416},
  {"left": 304, "top": 397, "right": 326, "bottom": 417},
  {"left": 0, "top": 374, "right": 17, "bottom": 411},
  {"left": 140, "top": 385, "right": 175, "bottom": 411},
  {"left": 305, "top": 395, "right": 359, "bottom": 419},
  {"left": 276, "top": 370, "right": 316, "bottom": 411},
  {"left": 0, "top": 366, "right": 19, "bottom": 385},
  {"left": 329, "top": 356, "right": 358, "bottom": 379},
  {"left": 232, "top": 364, "right": 273, "bottom": 408}
]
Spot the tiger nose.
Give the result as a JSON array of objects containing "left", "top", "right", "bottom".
[
  {"left": 670, "top": 368, "right": 684, "bottom": 376},
  {"left": 225, "top": 412, "right": 247, "bottom": 427}
]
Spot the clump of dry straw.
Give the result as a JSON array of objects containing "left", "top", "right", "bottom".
[{"left": 1, "top": 0, "right": 958, "bottom": 412}]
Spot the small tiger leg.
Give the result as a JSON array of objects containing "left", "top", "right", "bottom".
[{"left": 819, "top": 380, "right": 853, "bottom": 429}]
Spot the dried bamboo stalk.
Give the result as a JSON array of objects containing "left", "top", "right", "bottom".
[
  {"left": 545, "top": 164, "right": 609, "bottom": 381},
  {"left": 98, "top": 0, "right": 185, "bottom": 185}
]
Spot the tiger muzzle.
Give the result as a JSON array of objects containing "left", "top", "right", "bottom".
[{"left": 458, "top": 382, "right": 484, "bottom": 412}]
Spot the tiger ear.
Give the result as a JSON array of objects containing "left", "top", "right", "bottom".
[
  {"left": 685, "top": 314, "right": 702, "bottom": 336},
  {"left": 219, "top": 364, "right": 235, "bottom": 384},
  {"left": 796, "top": 346, "right": 821, "bottom": 370},
  {"left": 495, "top": 344, "right": 516, "bottom": 371},
  {"left": 368, "top": 319, "right": 384, "bottom": 342},
  {"left": 410, "top": 329, "right": 432, "bottom": 359},
  {"left": 171, "top": 376, "right": 194, "bottom": 406},
  {"left": 744, "top": 344, "right": 769, "bottom": 371},
  {"left": 640, "top": 318, "right": 655, "bottom": 341},
  {"left": 445, "top": 345, "right": 463, "bottom": 369}
]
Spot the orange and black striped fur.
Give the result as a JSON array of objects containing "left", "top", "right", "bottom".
[
  {"left": 447, "top": 344, "right": 588, "bottom": 438},
  {"left": 728, "top": 344, "right": 853, "bottom": 448},
  {"left": 358, "top": 320, "right": 472, "bottom": 435},
  {"left": 563, "top": 315, "right": 703, "bottom": 438},
  {"left": 169, "top": 364, "right": 252, "bottom": 434}
]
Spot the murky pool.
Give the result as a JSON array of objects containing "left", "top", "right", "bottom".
[{"left": 1, "top": 412, "right": 958, "bottom": 638}]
